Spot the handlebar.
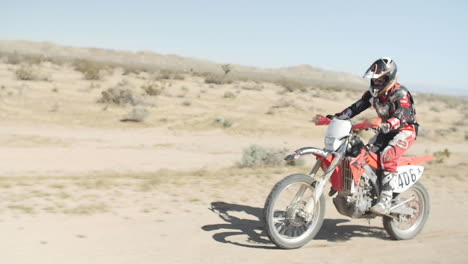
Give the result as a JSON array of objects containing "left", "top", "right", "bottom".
[{"left": 313, "top": 114, "right": 382, "bottom": 131}]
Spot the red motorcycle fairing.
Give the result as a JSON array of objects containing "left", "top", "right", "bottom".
[
  {"left": 327, "top": 147, "right": 434, "bottom": 192},
  {"left": 326, "top": 148, "right": 380, "bottom": 191}
]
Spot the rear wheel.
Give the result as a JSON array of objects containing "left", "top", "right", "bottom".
[
  {"left": 383, "top": 182, "right": 430, "bottom": 240},
  {"left": 264, "top": 174, "right": 325, "bottom": 249}
]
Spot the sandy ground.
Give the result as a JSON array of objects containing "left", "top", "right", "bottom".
[{"left": 0, "top": 56, "right": 467, "bottom": 264}]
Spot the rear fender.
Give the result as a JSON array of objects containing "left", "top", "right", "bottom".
[{"left": 394, "top": 165, "right": 425, "bottom": 193}]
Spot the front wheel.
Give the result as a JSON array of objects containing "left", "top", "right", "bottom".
[
  {"left": 383, "top": 182, "right": 430, "bottom": 240},
  {"left": 264, "top": 174, "right": 325, "bottom": 249}
]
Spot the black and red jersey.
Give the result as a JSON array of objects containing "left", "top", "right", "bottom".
[{"left": 337, "top": 83, "right": 418, "bottom": 133}]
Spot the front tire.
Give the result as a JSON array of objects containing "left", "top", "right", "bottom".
[
  {"left": 383, "top": 182, "right": 430, "bottom": 240},
  {"left": 264, "top": 174, "right": 325, "bottom": 249}
]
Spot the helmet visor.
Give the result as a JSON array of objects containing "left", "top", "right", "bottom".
[{"left": 362, "top": 64, "right": 391, "bottom": 79}]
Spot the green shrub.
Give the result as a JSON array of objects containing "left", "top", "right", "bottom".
[
  {"left": 214, "top": 117, "right": 232, "bottom": 128},
  {"left": 239, "top": 144, "right": 288, "bottom": 168}
]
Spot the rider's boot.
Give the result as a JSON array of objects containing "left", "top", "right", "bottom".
[{"left": 371, "top": 171, "right": 397, "bottom": 215}]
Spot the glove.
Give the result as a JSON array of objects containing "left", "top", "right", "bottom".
[{"left": 379, "top": 123, "right": 391, "bottom": 134}]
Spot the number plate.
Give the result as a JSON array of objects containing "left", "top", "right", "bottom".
[{"left": 393, "top": 165, "right": 424, "bottom": 193}]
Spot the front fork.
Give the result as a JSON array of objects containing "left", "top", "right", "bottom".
[{"left": 303, "top": 152, "right": 343, "bottom": 215}]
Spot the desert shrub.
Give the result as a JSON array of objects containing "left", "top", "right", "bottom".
[
  {"left": 286, "top": 157, "right": 306, "bottom": 167},
  {"left": 434, "top": 129, "right": 451, "bottom": 137},
  {"left": 214, "top": 117, "right": 232, "bottom": 128},
  {"left": 241, "top": 83, "right": 264, "bottom": 91},
  {"left": 198, "top": 72, "right": 232, "bottom": 85},
  {"left": 239, "top": 144, "right": 288, "bottom": 168},
  {"left": 15, "top": 66, "right": 37, "bottom": 80},
  {"left": 274, "top": 79, "right": 307, "bottom": 93},
  {"left": 221, "top": 64, "right": 232, "bottom": 75},
  {"left": 141, "top": 82, "right": 163, "bottom": 96},
  {"left": 223, "top": 91, "right": 236, "bottom": 99},
  {"left": 120, "top": 107, "right": 149, "bottom": 122},
  {"left": 182, "top": 100, "right": 191, "bottom": 106},
  {"left": 72, "top": 59, "right": 105, "bottom": 80},
  {"left": 156, "top": 69, "right": 184, "bottom": 80},
  {"left": 98, "top": 88, "right": 138, "bottom": 105},
  {"left": 6, "top": 53, "right": 22, "bottom": 65},
  {"left": 432, "top": 148, "right": 451, "bottom": 164},
  {"left": 272, "top": 98, "right": 295, "bottom": 109},
  {"left": 122, "top": 65, "right": 145, "bottom": 75},
  {"left": 465, "top": 132, "right": 468, "bottom": 141},
  {"left": 429, "top": 105, "right": 441, "bottom": 112},
  {"left": 453, "top": 119, "right": 466, "bottom": 127}
]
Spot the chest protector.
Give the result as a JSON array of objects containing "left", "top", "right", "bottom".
[{"left": 372, "top": 86, "right": 417, "bottom": 124}]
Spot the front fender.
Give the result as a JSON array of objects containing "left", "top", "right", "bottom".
[{"left": 284, "top": 147, "right": 331, "bottom": 161}]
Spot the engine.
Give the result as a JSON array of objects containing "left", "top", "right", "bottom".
[{"left": 333, "top": 159, "right": 375, "bottom": 218}]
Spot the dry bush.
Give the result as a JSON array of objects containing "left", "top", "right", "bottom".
[
  {"left": 431, "top": 148, "right": 451, "bottom": 164},
  {"left": 98, "top": 88, "right": 139, "bottom": 105},
  {"left": 241, "top": 83, "right": 264, "bottom": 91},
  {"left": 196, "top": 72, "right": 232, "bottom": 85},
  {"left": 239, "top": 144, "right": 288, "bottom": 168},
  {"left": 221, "top": 64, "right": 232, "bottom": 75},
  {"left": 6, "top": 53, "right": 23, "bottom": 65},
  {"left": 120, "top": 107, "right": 149, "bottom": 122},
  {"left": 272, "top": 98, "right": 296, "bottom": 109},
  {"left": 155, "top": 69, "right": 184, "bottom": 80},
  {"left": 141, "top": 81, "right": 163, "bottom": 96},
  {"left": 72, "top": 59, "right": 106, "bottom": 80},
  {"left": 274, "top": 79, "right": 307, "bottom": 93},
  {"left": 15, "top": 66, "right": 37, "bottom": 80},
  {"left": 223, "top": 91, "right": 236, "bottom": 99}
]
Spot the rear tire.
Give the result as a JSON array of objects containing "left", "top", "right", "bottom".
[
  {"left": 383, "top": 182, "right": 430, "bottom": 240},
  {"left": 264, "top": 174, "right": 325, "bottom": 249}
]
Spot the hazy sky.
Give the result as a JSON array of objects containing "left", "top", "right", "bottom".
[{"left": 3, "top": 0, "right": 467, "bottom": 94}]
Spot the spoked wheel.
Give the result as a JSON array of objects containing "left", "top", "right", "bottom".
[
  {"left": 383, "top": 182, "right": 430, "bottom": 240},
  {"left": 264, "top": 174, "right": 325, "bottom": 249}
]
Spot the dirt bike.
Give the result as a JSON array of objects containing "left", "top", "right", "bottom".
[{"left": 264, "top": 115, "right": 434, "bottom": 249}]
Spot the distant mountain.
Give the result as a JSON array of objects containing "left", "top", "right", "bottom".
[{"left": 0, "top": 40, "right": 367, "bottom": 90}]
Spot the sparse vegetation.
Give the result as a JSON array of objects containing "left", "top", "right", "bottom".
[
  {"left": 432, "top": 148, "right": 451, "bottom": 164},
  {"left": 214, "top": 117, "right": 233, "bottom": 128},
  {"left": 286, "top": 157, "right": 306, "bottom": 167},
  {"left": 221, "top": 64, "right": 232, "bottom": 76},
  {"left": 73, "top": 59, "right": 106, "bottom": 80},
  {"left": 223, "top": 91, "right": 236, "bottom": 99},
  {"left": 141, "top": 81, "right": 163, "bottom": 96},
  {"left": 239, "top": 144, "right": 288, "bottom": 168},
  {"left": 98, "top": 88, "right": 139, "bottom": 105},
  {"left": 274, "top": 79, "right": 307, "bottom": 93},
  {"left": 15, "top": 65, "right": 37, "bottom": 80},
  {"left": 120, "top": 107, "right": 149, "bottom": 122}
]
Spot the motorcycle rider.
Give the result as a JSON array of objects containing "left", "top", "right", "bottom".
[{"left": 328, "top": 57, "right": 418, "bottom": 214}]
